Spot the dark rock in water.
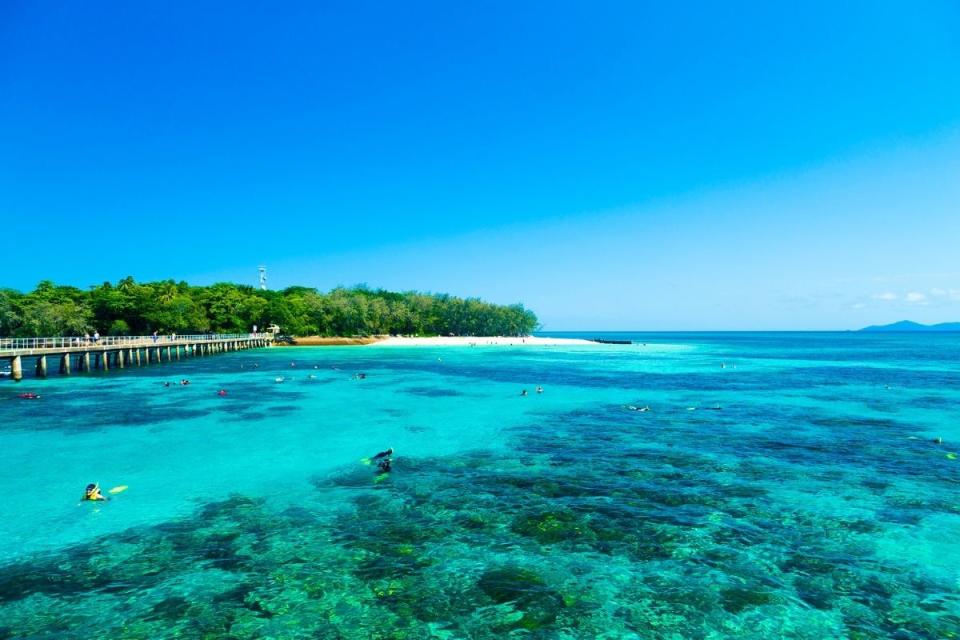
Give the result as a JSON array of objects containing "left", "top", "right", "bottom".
[
  {"left": 719, "top": 587, "right": 774, "bottom": 613},
  {"left": 510, "top": 510, "right": 593, "bottom": 545},
  {"left": 478, "top": 566, "right": 565, "bottom": 630},
  {"left": 795, "top": 576, "right": 837, "bottom": 610},
  {"left": 405, "top": 386, "right": 463, "bottom": 397},
  {"left": 147, "top": 596, "right": 192, "bottom": 621}
]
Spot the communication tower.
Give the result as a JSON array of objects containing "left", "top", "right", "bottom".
[{"left": 258, "top": 266, "right": 267, "bottom": 290}]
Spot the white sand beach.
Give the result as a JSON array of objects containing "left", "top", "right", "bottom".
[{"left": 369, "top": 336, "right": 594, "bottom": 347}]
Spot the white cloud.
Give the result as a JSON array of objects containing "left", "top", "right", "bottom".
[
  {"left": 905, "top": 291, "right": 927, "bottom": 304},
  {"left": 851, "top": 302, "right": 867, "bottom": 309},
  {"left": 931, "top": 287, "right": 948, "bottom": 296},
  {"left": 871, "top": 292, "right": 898, "bottom": 301}
]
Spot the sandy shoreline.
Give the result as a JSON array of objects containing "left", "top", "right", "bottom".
[
  {"left": 273, "top": 336, "right": 594, "bottom": 347},
  {"left": 273, "top": 336, "right": 381, "bottom": 346},
  {"left": 370, "top": 336, "right": 594, "bottom": 347}
]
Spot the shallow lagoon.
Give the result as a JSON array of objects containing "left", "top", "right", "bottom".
[{"left": 1, "top": 333, "right": 959, "bottom": 638}]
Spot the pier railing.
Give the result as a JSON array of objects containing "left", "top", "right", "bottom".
[{"left": 0, "top": 333, "right": 265, "bottom": 352}]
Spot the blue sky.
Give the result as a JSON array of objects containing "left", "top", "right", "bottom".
[{"left": 2, "top": 1, "right": 959, "bottom": 329}]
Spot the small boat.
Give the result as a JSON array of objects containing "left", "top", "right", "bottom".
[{"left": 591, "top": 338, "right": 632, "bottom": 345}]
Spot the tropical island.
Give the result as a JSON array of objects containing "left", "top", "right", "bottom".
[
  {"left": 0, "top": 279, "right": 539, "bottom": 339},
  {"left": 859, "top": 320, "right": 960, "bottom": 332}
]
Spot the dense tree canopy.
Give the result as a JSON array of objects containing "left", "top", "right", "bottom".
[{"left": 0, "top": 279, "right": 539, "bottom": 338}]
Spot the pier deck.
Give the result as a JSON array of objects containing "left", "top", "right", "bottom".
[{"left": 1, "top": 333, "right": 272, "bottom": 381}]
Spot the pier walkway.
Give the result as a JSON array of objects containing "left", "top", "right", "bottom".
[{"left": 1, "top": 333, "right": 272, "bottom": 381}]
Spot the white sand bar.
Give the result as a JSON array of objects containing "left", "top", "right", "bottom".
[{"left": 370, "top": 336, "right": 595, "bottom": 347}]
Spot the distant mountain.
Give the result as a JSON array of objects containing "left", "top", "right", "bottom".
[{"left": 860, "top": 320, "right": 960, "bottom": 332}]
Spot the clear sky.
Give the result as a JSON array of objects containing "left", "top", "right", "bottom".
[{"left": 2, "top": 1, "right": 959, "bottom": 329}]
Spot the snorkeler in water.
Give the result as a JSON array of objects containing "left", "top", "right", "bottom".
[
  {"left": 364, "top": 447, "right": 393, "bottom": 475},
  {"left": 370, "top": 447, "right": 393, "bottom": 461},
  {"left": 81, "top": 483, "right": 107, "bottom": 502}
]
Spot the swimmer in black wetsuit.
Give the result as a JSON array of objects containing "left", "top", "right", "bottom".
[
  {"left": 366, "top": 447, "right": 393, "bottom": 475},
  {"left": 371, "top": 447, "right": 393, "bottom": 462}
]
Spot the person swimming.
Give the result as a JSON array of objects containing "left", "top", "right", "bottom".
[
  {"left": 217, "top": 389, "right": 228, "bottom": 396},
  {"left": 520, "top": 389, "right": 528, "bottom": 396},
  {"left": 371, "top": 447, "right": 394, "bottom": 461},
  {"left": 180, "top": 379, "right": 190, "bottom": 386},
  {"left": 368, "top": 448, "right": 393, "bottom": 475},
  {"left": 17, "top": 392, "right": 40, "bottom": 400},
  {"left": 81, "top": 483, "right": 107, "bottom": 502},
  {"left": 163, "top": 381, "right": 171, "bottom": 387},
  {"left": 536, "top": 386, "right": 544, "bottom": 394}
]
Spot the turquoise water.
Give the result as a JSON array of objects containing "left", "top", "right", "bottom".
[{"left": 1, "top": 333, "right": 958, "bottom": 639}]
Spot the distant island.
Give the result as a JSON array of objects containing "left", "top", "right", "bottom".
[
  {"left": 0, "top": 279, "right": 538, "bottom": 338},
  {"left": 860, "top": 320, "right": 960, "bottom": 332}
]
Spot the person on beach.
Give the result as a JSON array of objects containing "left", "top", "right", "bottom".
[{"left": 81, "top": 483, "right": 107, "bottom": 502}]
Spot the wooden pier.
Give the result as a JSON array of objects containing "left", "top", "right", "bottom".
[{"left": 1, "top": 333, "right": 272, "bottom": 381}]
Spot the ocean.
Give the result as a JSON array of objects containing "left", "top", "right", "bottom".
[{"left": 0, "top": 332, "right": 958, "bottom": 638}]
